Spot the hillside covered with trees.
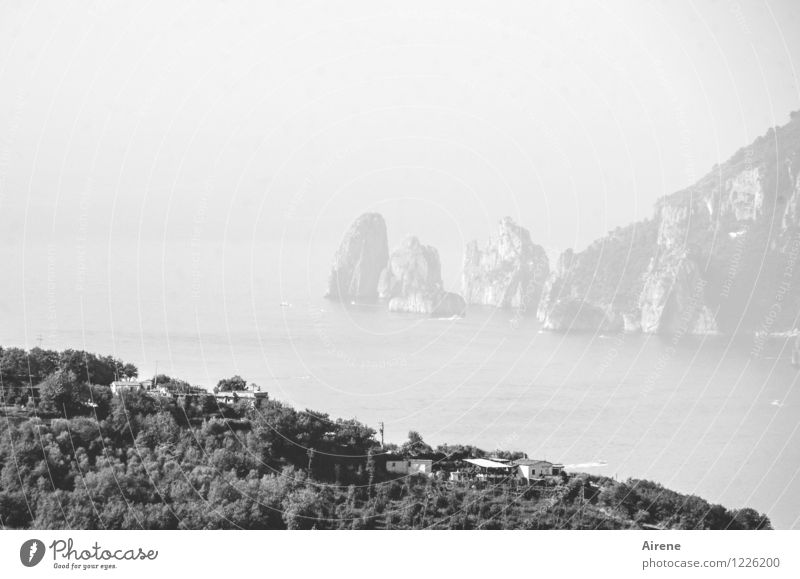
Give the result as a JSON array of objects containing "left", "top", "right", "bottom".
[{"left": 0, "top": 346, "right": 771, "bottom": 530}]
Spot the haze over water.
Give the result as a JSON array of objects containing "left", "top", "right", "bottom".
[{"left": 3, "top": 240, "right": 800, "bottom": 529}]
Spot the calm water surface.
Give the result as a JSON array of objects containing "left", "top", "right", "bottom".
[{"left": 10, "top": 298, "right": 798, "bottom": 528}]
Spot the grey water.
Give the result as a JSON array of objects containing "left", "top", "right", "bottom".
[{"left": 4, "top": 269, "right": 799, "bottom": 529}]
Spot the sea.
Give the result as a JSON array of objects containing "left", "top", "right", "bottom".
[{"left": 3, "top": 241, "right": 799, "bottom": 529}]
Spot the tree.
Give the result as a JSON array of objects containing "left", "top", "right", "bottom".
[
  {"left": 0, "top": 347, "right": 32, "bottom": 404},
  {"left": 37, "top": 370, "right": 86, "bottom": 416},
  {"left": 214, "top": 375, "right": 247, "bottom": 393},
  {"left": 400, "top": 430, "right": 433, "bottom": 457},
  {"left": 87, "top": 385, "right": 113, "bottom": 420},
  {"left": 307, "top": 448, "right": 317, "bottom": 479},
  {"left": 282, "top": 488, "right": 324, "bottom": 530},
  {"left": 28, "top": 348, "right": 59, "bottom": 382},
  {"left": 58, "top": 350, "right": 120, "bottom": 386},
  {"left": 120, "top": 363, "right": 138, "bottom": 379},
  {"left": 366, "top": 448, "right": 376, "bottom": 497},
  {"left": 153, "top": 374, "right": 193, "bottom": 394},
  {"left": 108, "top": 389, "right": 161, "bottom": 441},
  {"left": 731, "top": 508, "right": 772, "bottom": 530}
]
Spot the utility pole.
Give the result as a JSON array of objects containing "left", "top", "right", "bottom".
[{"left": 378, "top": 421, "right": 384, "bottom": 448}]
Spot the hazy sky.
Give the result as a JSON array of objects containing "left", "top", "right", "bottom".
[{"left": 0, "top": 0, "right": 799, "bottom": 345}]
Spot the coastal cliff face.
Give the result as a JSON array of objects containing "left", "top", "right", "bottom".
[
  {"left": 539, "top": 111, "right": 800, "bottom": 334},
  {"left": 380, "top": 237, "right": 466, "bottom": 317},
  {"left": 326, "top": 213, "right": 389, "bottom": 302},
  {"left": 638, "top": 249, "right": 718, "bottom": 334},
  {"left": 537, "top": 220, "right": 658, "bottom": 332},
  {"left": 541, "top": 298, "right": 620, "bottom": 332},
  {"left": 462, "top": 217, "right": 549, "bottom": 313}
]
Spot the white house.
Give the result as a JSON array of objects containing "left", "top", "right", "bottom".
[
  {"left": 386, "top": 459, "right": 409, "bottom": 475},
  {"left": 408, "top": 459, "right": 433, "bottom": 475},
  {"left": 460, "top": 457, "right": 516, "bottom": 483},
  {"left": 110, "top": 379, "right": 150, "bottom": 394},
  {"left": 213, "top": 390, "right": 268, "bottom": 408},
  {"left": 513, "top": 459, "right": 564, "bottom": 482},
  {"left": 385, "top": 458, "right": 434, "bottom": 477}
]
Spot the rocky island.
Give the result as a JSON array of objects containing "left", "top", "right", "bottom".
[
  {"left": 325, "top": 212, "right": 389, "bottom": 302},
  {"left": 379, "top": 236, "right": 466, "bottom": 317},
  {"left": 462, "top": 217, "right": 549, "bottom": 314},
  {"left": 327, "top": 214, "right": 466, "bottom": 317}
]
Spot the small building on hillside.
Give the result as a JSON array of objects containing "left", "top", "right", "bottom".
[
  {"left": 384, "top": 457, "right": 434, "bottom": 477},
  {"left": 110, "top": 379, "right": 153, "bottom": 394},
  {"left": 156, "top": 383, "right": 207, "bottom": 397},
  {"left": 513, "top": 459, "right": 564, "bottom": 482},
  {"left": 408, "top": 459, "right": 433, "bottom": 475},
  {"left": 213, "top": 389, "right": 269, "bottom": 408},
  {"left": 386, "top": 458, "right": 409, "bottom": 475},
  {"left": 457, "top": 458, "right": 516, "bottom": 483}
]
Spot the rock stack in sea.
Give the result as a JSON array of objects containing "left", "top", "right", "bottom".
[
  {"left": 325, "top": 212, "right": 389, "bottom": 302},
  {"left": 326, "top": 214, "right": 466, "bottom": 317},
  {"left": 462, "top": 217, "right": 549, "bottom": 314},
  {"left": 379, "top": 236, "right": 466, "bottom": 317}
]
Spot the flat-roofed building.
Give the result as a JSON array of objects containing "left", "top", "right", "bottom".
[
  {"left": 513, "top": 459, "right": 564, "bottom": 482},
  {"left": 385, "top": 457, "right": 434, "bottom": 477},
  {"left": 458, "top": 457, "right": 516, "bottom": 483}
]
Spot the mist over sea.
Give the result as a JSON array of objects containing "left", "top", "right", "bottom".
[{"left": 2, "top": 240, "right": 799, "bottom": 528}]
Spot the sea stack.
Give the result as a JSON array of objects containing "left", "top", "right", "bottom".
[
  {"left": 462, "top": 217, "right": 550, "bottom": 314},
  {"left": 326, "top": 213, "right": 389, "bottom": 302},
  {"left": 379, "top": 236, "right": 466, "bottom": 317}
]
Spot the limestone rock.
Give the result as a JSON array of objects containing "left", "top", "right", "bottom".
[
  {"left": 326, "top": 213, "right": 389, "bottom": 302},
  {"left": 536, "top": 249, "right": 575, "bottom": 322},
  {"left": 433, "top": 292, "right": 468, "bottom": 317},
  {"left": 622, "top": 312, "right": 642, "bottom": 333},
  {"left": 388, "top": 291, "right": 467, "bottom": 317},
  {"left": 462, "top": 217, "right": 550, "bottom": 314},
  {"left": 535, "top": 112, "right": 800, "bottom": 338},
  {"left": 782, "top": 170, "right": 800, "bottom": 231},
  {"left": 722, "top": 168, "right": 763, "bottom": 222},
  {"left": 379, "top": 236, "right": 442, "bottom": 299},
  {"left": 540, "top": 298, "right": 620, "bottom": 332},
  {"left": 638, "top": 251, "right": 718, "bottom": 334},
  {"left": 381, "top": 236, "right": 466, "bottom": 317}
]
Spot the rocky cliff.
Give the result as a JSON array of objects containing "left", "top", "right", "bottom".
[
  {"left": 379, "top": 236, "right": 466, "bottom": 317},
  {"left": 536, "top": 220, "right": 658, "bottom": 332},
  {"left": 326, "top": 213, "right": 389, "bottom": 302},
  {"left": 538, "top": 110, "right": 800, "bottom": 334},
  {"left": 462, "top": 217, "right": 549, "bottom": 314}
]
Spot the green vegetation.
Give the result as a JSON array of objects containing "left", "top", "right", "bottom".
[{"left": 0, "top": 347, "right": 772, "bottom": 530}]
